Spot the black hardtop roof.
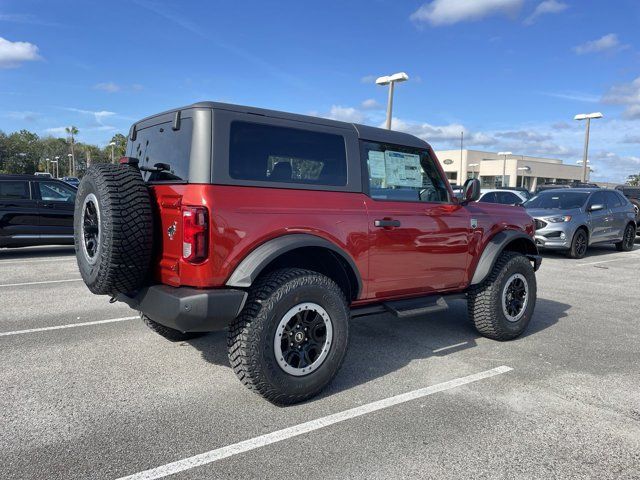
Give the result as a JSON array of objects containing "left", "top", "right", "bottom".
[
  {"left": 133, "top": 101, "right": 431, "bottom": 150},
  {"left": 536, "top": 188, "right": 600, "bottom": 194}
]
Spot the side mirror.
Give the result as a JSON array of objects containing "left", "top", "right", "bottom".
[
  {"left": 589, "top": 204, "right": 605, "bottom": 212},
  {"left": 462, "top": 179, "right": 481, "bottom": 204}
]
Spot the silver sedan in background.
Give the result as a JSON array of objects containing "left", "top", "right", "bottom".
[{"left": 525, "top": 188, "right": 636, "bottom": 259}]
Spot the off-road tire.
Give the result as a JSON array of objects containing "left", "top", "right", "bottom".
[
  {"left": 615, "top": 223, "right": 636, "bottom": 252},
  {"left": 228, "top": 268, "right": 349, "bottom": 405},
  {"left": 141, "top": 314, "right": 204, "bottom": 342},
  {"left": 74, "top": 164, "right": 153, "bottom": 296},
  {"left": 566, "top": 228, "right": 588, "bottom": 259},
  {"left": 467, "top": 251, "right": 537, "bottom": 341}
]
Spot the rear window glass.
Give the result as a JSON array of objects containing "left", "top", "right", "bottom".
[
  {"left": 129, "top": 118, "right": 193, "bottom": 182},
  {"left": 0, "top": 181, "right": 29, "bottom": 199},
  {"left": 229, "top": 121, "right": 347, "bottom": 186}
]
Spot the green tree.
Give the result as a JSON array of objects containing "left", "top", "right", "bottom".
[
  {"left": 105, "top": 133, "right": 127, "bottom": 162},
  {"left": 66, "top": 125, "right": 79, "bottom": 175},
  {"left": 627, "top": 174, "right": 640, "bottom": 186}
]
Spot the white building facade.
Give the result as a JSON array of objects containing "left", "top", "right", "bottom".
[{"left": 435, "top": 149, "right": 585, "bottom": 191}]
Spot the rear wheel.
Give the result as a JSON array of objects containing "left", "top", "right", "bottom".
[
  {"left": 566, "top": 228, "right": 588, "bottom": 259},
  {"left": 227, "top": 268, "right": 349, "bottom": 405},
  {"left": 467, "top": 251, "right": 537, "bottom": 341},
  {"left": 615, "top": 223, "right": 636, "bottom": 252}
]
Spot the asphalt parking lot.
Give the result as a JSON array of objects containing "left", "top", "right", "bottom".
[{"left": 1, "top": 244, "right": 639, "bottom": 480}]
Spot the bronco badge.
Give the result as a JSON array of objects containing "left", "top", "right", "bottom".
[{"left": 167, "top": 221, "right": 177, "bottom": 240}]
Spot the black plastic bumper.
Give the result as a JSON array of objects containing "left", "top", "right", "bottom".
[{"left": 117, "top": 285, "right": 248, "bottom": 333}]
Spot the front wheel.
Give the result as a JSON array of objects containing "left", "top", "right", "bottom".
[
  {"left": 615, "top": 223, "right": 636, "bottom": 252},
  {"left": 566, "top": 228, "right": 588, "bottom": 259},
  {"left": 227, "top": 268, "right": 349, "bottom": 405},
  {"left": 468, "top": 251, "right": 537, "bottom": 341}
]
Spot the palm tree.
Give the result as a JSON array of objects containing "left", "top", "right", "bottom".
[
  {"left": 627, "top": 174, "right": 640, "bottom": 186},
  {"left": 65, "top": 126, "right": 79, "bottom": 175}
]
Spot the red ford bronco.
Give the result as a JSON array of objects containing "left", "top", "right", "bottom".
[{"left": 75, "top": 102, "right": 541, "bottom": 404}]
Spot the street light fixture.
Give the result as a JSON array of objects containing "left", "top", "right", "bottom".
[
  {"left": 109, "top": 141, "right": 116, "bottom": 163},
  {"left": 51, "top": 160, "right": 59, "bottom": 178},
  {"left": 45, "top": 157, "right": 50, "bottom": 174},
  {"left": 497, "top": 151, "right": 512, "bottom": 187},
  {"left": 574, "top": 112, "right": 603, "bottom": 182},
  {"left": 67, "top": 153, "right": 73, "bottom": 177},
  {"left": 376, "top": 72, "right": 409, "bottom": 130},
  {"left": 54, "top": 156, "right": 60, "bottom": 178}
]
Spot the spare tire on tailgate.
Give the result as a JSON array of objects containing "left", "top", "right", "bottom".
[{"left": 74, "top": 164, "right": 154, "bottom": 296}]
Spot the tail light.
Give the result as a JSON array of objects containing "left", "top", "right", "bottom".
[{"left": 182, "top": 206, "right": 208, "bottom": 263}]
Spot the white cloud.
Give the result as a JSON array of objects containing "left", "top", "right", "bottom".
[
  {"left": 410, "top": 0, "right": 523, "bottom": 26},
  {"left": 0, "top": 36, "right": 41, "bottom": 68},
  {"left": 4, "top": 111, "right": 40, "bottom": 122},
  {"left": 602, "top": 77, "right": 640, "bottom": 120},
  {"left": 524, "top": 0, "right": 568, "bottom": 25},
  {"left": 389, "top": 117, "right": 496, "bottom": 146},
  {"left": 573, "top": 33, "right": 625, "bottom": 55},
  {"left": 541, "top": 91, "right": 600, "bottom": 103},
  {"left": 361, "top": 98, "right": 382, "bottom": 110},
  {"left": 360, "top": 75, "right": 376, "bottom": 84},
  {"left": 94, "top": 82, "right": 121, "bottom": 93},
  {"left": 325, "top": 105, "right": 366, "bottom": 123}
]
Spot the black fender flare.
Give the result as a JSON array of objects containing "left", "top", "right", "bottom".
[
  {"left": 470, "top": 230, "right": 539, "bottom": 285},
  {"left": 225, "top": 234, "right": 363, "bottom": 296}
]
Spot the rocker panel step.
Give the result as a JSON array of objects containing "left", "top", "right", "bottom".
[{"left": 383, "top": 296, "right": 448, "bottom": 318}]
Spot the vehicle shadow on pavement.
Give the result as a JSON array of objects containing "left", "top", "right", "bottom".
[
  {"left": 187, "top": 297, "right": 570, "bottom": 398},
  {"left": 0, "top": 246, "right": 75, "bottom": 260}
]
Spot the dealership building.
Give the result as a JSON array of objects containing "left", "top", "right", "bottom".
[{"left": 435, "top": 149, "right": 585, "bottom": 191}]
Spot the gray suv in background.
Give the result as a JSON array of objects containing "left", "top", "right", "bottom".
[{"left": 525, "top": 188, "right": 636, "bottom": 259}]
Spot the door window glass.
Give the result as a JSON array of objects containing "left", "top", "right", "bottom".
[
  {"left": 480, "top": 192, "right": 498, "bottom": 203},
  {"left": 39, "top": 181, "right": 76, "bottom": 203},
  {"left": 588, "top": 191, "right": 607, "bottom": 208},
  {"left": 363, "top": 141, "right": 449, "bottom": 202},
  {"left": 0, "top": 181, "right": 29, "bottom": 199}
]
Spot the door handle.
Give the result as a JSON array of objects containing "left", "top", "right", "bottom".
[
  {"left": 374, "top": 219, "right": 401, "bottom": 228},
  {"left": 41, "top": 203, "right": 54, "bottom": 208}
]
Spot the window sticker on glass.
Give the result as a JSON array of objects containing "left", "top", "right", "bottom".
[
  {"left": 384, "top": 150, "right": 422, "bottom": 187},
  {"left": 367, "top": 151, "right": 386, "bottom": 179}
]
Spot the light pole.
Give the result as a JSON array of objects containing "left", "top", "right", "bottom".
[
  {"left": 468, "top": 163, "right": 479, "bottom": 179},
  {"left": 576, "top": 160, "right": 592, "bottom": 182},
  {"left": 51, "top": 160, "right": 58, "bottom": 178},
  {"left": 45, "top": 157, "right": 50, "bottom": 174},
  {"left": 497, "top": 151, "right": 512, "bottom": 187},
  {"left": 376, "top": 72, "right": 409, "bottom": 130},
  {"left": 517, "top": 166, "right": 531, "bottom": 188},
  {"left": 109, "top": 141, "right": 116, "bottom": 163},
  {"left": 54, "top": 156, "right": 60, "bottom": 178},
  {"left": 67, "top": 154, "right": 73, "bottom": 177},
  {"left": 574, "top": 112, "right": 603, "bottom": 183}
]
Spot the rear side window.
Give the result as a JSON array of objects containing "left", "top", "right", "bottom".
[
  {"left": 362, "top": 141, "right": 449, "bottom": 203},
  {"left": 129, "top": 118, "right": 193, "bottom": 182},
  {"left": 604, "top": 191, "right": 623, "bottom": 207},
  {"left": 480, "top": 192, "right": 497, "bottom": 203},
  {"left": 229, "top": 121, "right": 347, "bottom": 186},
  {"left": 0, "top": 181, "right": 29, "bottom": 199},
  {"left": 38, "top": 181, "right": 76, "bottom": 203}
]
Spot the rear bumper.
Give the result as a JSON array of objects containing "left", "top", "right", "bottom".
[{"left": 117, "top": 285, "right": 247, "bottom": 333}]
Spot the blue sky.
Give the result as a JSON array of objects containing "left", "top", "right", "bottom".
[{"left": 1, "top": 0, "right": 639, "bottom": 181}]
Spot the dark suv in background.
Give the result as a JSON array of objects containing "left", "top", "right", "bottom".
[
  {"left": 0, "top": 174, "right": 77, "bottom": 248},
  {"left": 615, "top": 185, "right": 640, "bottom": 226}
]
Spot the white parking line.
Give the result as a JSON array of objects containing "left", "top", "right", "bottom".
[
  {"left": 432, "top": 341, "right": 468, "bottom": 353},
  {"left": 0, "top": 257, "right": 73, "bottom": 265},
  {"left": 115, "top": 366, "right": 513, "bottom": 480},
  {"left": 0, "top": 278, "right": 82, "bottom": 288},
  {"left": 0, "top": 316, "right": 138, "bottom": 337},
  {"left": 577, "top": 254, "right": 640, "bottom": 267}
]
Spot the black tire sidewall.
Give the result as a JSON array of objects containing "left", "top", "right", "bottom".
[
  {"left": 569, "top": 229, "right": 588, "bottom": 259},
  {"left": 255, "top": 278, "right": 349, "bottom": 400},
  {"left": 74, "top": 170, "right": 107, "bottom": 289},
  {"left": 492, "top": 256, "right": 537, "bottom": 337}
]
